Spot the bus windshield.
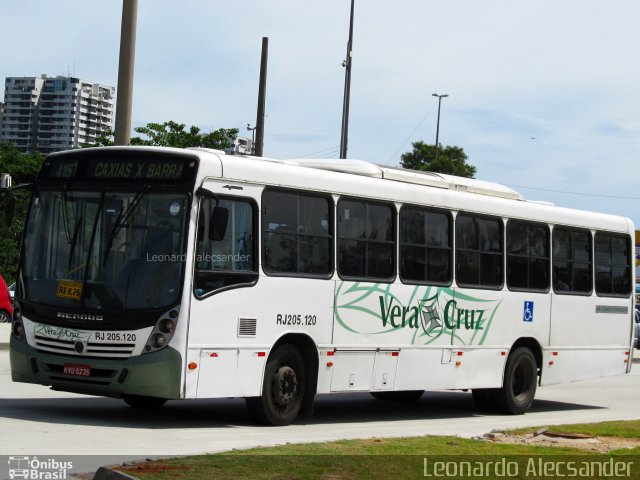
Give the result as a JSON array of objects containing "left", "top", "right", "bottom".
[{"left": 21, "top": 188, "right": 189, "bottom": 311}]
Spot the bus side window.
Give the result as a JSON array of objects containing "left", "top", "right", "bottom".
[
  {"left": 506, "top": 220, "right": 550, "bottom": 292},
  {"left": 399, "top": 206, "right": 452, "bottom": 285},
  {"left": 455, "top": 214, "right": 503, "bottom": 288},
  {"left": 552, "top": 227, "right": 592, "bottom": 295},
  {"left": 194, "top": 197, "right": 257, "bottom": 297},
  {"left": 262, "top": 189, "right": 333, "bottom": 277},
  {"left": 337, "top": 199, "right": 395, "bottom": 281}
]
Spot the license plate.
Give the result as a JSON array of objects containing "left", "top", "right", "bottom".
[{"left": 63, "top": 364, "right": 91, "bottom": 377}]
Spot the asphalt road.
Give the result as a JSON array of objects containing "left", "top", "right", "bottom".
[{"left": 1, "top": 346, "right": 639, "bottom": 476}]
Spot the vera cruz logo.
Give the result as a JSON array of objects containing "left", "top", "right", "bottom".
[
  {"left": 379, "top": 296, "right": 487, "bottom": 336},
  {"left": 335, "top": 282, "right": 501, "bottom": 345}
]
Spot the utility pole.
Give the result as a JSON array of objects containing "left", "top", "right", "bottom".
[
  {"left": 114, "top": 0, "right": 138, "bottom": 146},
  {"left": 254, "top": 37, "right": 268, "bottom": 157},
  {"left": 339, "top": 0, "right": 355, "bottom": 159},
  {"left": 432, "top": 93, "right": 448, "bottom": 163}
]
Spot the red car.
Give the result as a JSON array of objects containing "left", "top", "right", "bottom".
[{"left": 0, "top": 274, "right": 12, "bottom": 322}]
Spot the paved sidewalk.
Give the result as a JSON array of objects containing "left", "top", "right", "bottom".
[{"left": 0, "top": 323, "right": 9, "bottom": 346}]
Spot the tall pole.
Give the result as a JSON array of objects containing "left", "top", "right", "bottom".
[
  {"left": 114, "top": 0, "right": 138, "bottom": 146},
  {"left": 254, "top": 37, "right": 269, "bottom": 157},
  {"left": 339, "top": 0, "right": 355, "bottom": 159},
  {"left": 432, "top": 93, "right": 448, "bottom": 163}
]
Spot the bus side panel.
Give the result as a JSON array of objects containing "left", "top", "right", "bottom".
[
  {"left": 187, "top": 277, "right": 334, "bottom": 398},
  {"left": 332, "top": 281, "right": 538, "bottom": 391},
  {"left": 393, "top": 348, "right": 506, "bottom": 390},
  {"left": 451, "top": 288, "right": 551, "bottom": 351},
  {"left": 332, "top": 281, "right": 454, "bottom": 348},
  {"left": 544, "top": 293, "right": 632, "bottom": 384},
  {"left": 540, "top": 348, "right": 630, "bottom": 386},
  {"left": 550, "top": 294, "right": 632, "bottom": 347}
]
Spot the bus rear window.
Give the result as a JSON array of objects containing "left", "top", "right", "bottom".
[{"left": 594, "top": 232, "right": 631, "bottom": 296}]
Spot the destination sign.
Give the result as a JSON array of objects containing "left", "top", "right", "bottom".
[
  {"left": 87, "top": 158, "right": 186, "bottom": 180},
  {"left": 43, "top": 153, "right": 198, "bottom": 184},
  {"left": 52, "top": 158, "right": 79, "bottom": 178}
]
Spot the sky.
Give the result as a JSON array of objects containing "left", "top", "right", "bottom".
[{"left": 2, "top": 0, "right": 640, "bottom": 225}]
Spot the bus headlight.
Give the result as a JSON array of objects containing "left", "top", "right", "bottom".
[
  {"left": 151, "top": 333, "right": 166, "bottom": 348},
  {"left": 159, "top": 319, "right": 175, "bottom": 334},
  {"left": 12, "top": 303, "right": 26, "bottom": 343},
  {"left": 143, "top": 306, "right": 179, "bottom": 354},
  {"left": 13, "top": 321, "right": 24, "bottom": 337}
]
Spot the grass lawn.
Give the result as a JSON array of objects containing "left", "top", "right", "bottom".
[{"left": 118, "top": 420, "right": 640, "bottom": 480}]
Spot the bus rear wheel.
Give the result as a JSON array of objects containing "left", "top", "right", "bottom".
[
  {"left": 493, "top": 347, "right": 538, "bottom": 414},
  {"left": 246, "top": 344, "right": 305, "bottom": 426},
  {"left": 122, "top": 395, "right": 167, "bottom": 409},
  {"left": 370, "top": 390, "right": 424, "bottom": 402}
]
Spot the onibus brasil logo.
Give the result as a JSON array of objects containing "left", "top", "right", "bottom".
[
  {"left": 7, "top": 456, "right": 73, "bottom": 479},
  {"left": 334, "top": 282, "right": 501, "bottom": 345}
]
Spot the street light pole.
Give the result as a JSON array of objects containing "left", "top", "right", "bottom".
[
  {"left": 432, "top": 93, "right": 448, "bottom": 163},
  {"left": 339, "top": 0, "right": 355, "bottom": 159},
  {"left": 254, "top": 37, "right": 269, "bottom": 157}
]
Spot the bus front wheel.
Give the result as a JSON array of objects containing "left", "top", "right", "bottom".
[
  {"left": 246, "top": 344, "right": 305, "bottom": 426},
  {"left": 493, "top": 347, "right": 538, "bottom": 414}
]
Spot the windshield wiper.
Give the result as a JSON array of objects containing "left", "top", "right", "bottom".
[
  {"left": 102, "top": 185, "right": 150, "bottom": 265},
  {"left": 61, "top": 184, "right": 73, "bottom": 244},
  {"left": 61, "top": 185, "right": 85, "bottom": 271},
  {"left": 67, "top": 217, "right": 83, "bottom": 270}
]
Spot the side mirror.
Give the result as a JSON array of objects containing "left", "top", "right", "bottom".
[
  {"left": 209, "top": 206, "right": 229, "bottom": 241},
  {"left": 0, "top": 173, "right": 12, "bottom": 190}
]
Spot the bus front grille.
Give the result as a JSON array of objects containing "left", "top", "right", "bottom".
[{"left": 34, "top": 335, "right": 135, "bottom": 359}]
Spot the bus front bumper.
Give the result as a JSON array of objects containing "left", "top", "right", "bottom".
[{"left": 9, "top": 335, "right": 182, "bottom": 399}]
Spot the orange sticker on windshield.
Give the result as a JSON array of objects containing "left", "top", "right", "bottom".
[{"left": 56, "top": 280, "right": 82, "bottom": 300}]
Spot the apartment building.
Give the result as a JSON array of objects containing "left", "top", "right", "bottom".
[{"left": 0, "top": 75, "right": 114, "bottom": 154}]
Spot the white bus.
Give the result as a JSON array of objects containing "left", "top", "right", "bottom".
[{"left": 7, "top": 146, "right": 635, "bottom": 425}]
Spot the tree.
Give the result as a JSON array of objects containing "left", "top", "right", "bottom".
[
  {"left": 400, "top": 141, "right": 477, "bottom": 178},
  {"left": 0, "top": 143, "right": 44, "bottom": 281},
  {"left": 91, "top": 121, "right": 239, "bottom": 150}
]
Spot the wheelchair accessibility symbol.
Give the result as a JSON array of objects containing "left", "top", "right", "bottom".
[{"left": 523, "top": 301, "right": 534, "bottom": 322}]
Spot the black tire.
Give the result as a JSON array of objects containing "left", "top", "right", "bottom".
[
  {"left": 122, "top": 395, "right": 167, "bottom": 409},
  {"left": 370, "top": 390, "right": 424, "bottom": 402},
  {"left": 471, "top": 388, "right": 496, "bottom": 412},
  {"left": 493, "top": 347, "right": 538, "bottom": 414},
  {"left": 0, "top": 310, "right": 10, "bottom": 323},
  {"left": 246, "top": 344, "right": 305, "bottom": 426}
]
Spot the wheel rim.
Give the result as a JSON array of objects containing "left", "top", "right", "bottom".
[{"left": 271, "top": 365, "right": 298, "bottom": 408}]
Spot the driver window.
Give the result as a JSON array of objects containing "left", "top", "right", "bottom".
[{"left": 194, "top": 196, "right": 257, "bottom": 297}]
